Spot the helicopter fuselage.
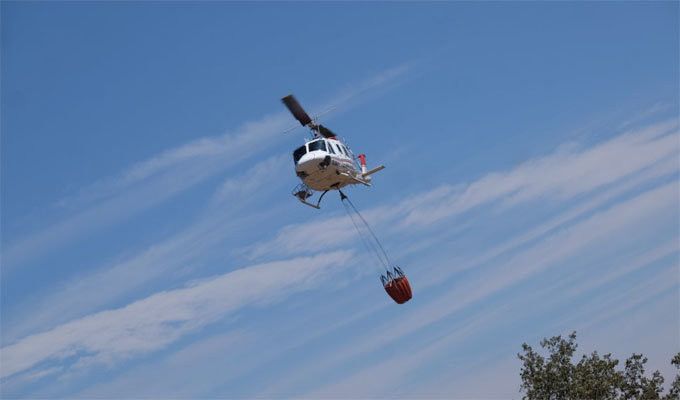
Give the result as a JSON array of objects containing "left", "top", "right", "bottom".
[
  {"left": 282, "top": 93, "right": 384, "bottom": 208},
  {"left": 293, "top": 137, "right": 363, "bottom": 191}
]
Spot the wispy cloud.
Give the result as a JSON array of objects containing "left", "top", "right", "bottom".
[
  {"left": 2, "top": 64, "right": 413, "bottom": 269},
  {"left": 2, "top": 114, "right": 289, "bottom": 268},
  {"left": 222, "top": 117, "right": 679, "bottom": 397},
  {"left": 303, "top": 304, "right": 511, "bottom": 399},
  {"left": 73, "top": 332, "right": 250, "bottom": 398},
  {"left": 420, "top": 280, "right": 677, "bottom": 399},
  {"left": 2, "top": 153, "right": 290, "bottom": 343},
  {"left": 246, "top": 119, "right": 679, "bottom": 260},
  {"left": 210, "top": 154, "right": 290, "bottom": 205},
  {"left": 3, "top": 115, "right": 677, "bottom": 397},
  {"left": 398, "top": 119, "right": 678, "bottom": 227},
  {"left": 298, "top": 184, "right": 677, "bottom": 397},
  {"left": 0, "top": 251, "right": 353, "bottom": 381}
]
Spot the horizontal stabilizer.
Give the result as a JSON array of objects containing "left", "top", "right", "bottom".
[
  {"left": 339, "top": 172, "right": 372, "bottom": 187},
  {"left": 362, "top": 165, "right": 385, "bottom": 177}
]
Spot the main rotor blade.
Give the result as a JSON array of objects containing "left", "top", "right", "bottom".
[
  {"left": 281, "top": 94, "right": 313, "bottom": 126},
  {"left": 317, "top": 124, "right": 337, "bottom": 138}
]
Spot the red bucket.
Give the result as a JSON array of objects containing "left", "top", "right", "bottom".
[{"left": 384, "top": 276, "right": 412, "bottom": 304}]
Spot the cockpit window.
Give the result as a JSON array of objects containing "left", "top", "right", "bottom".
[
  {"left": 308, "top": 140, "right": 327, "bottom": 152},
  {"left": 327, "top": 141, "right": 336, "bottom": 154},
  {"left": 293, "top": 145, "right": 307, "bottom": 163}
]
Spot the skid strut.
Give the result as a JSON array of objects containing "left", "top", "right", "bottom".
[{"left": 292, "top": 183, "right": 329, "bottom": 209}]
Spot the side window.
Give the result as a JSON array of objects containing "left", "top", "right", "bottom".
[
  {"left": 327, "top": 141, "right": 335, "bottom": 154},
  {"left": 341, "top": 145, "right": 349, "bottom": 156}
]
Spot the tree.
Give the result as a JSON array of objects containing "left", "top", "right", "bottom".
[
  {"left": 666, "top": 353, "right": 680, "bottom": 400},
  {"left": 518, "top": 332, "right": 679, "bottom": 400}
]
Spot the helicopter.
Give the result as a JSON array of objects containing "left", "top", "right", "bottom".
[
  {"left": 282, "top": 94, "right": 385, "bottom": 209},
  {"left": 281, "top": 94, "right": 412, "bottom": 305}
]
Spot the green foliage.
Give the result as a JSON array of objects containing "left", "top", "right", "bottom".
[
  {"left": 518, "top": 332, "right": 679, "bottom": 400},
  {"left": 572, "top": 351, "right": 622, "bottom": 399},
  {"left": 665, "top": 353, "right": 680, "bottom": 400}
]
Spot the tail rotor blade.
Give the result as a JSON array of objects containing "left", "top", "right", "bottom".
[{"left": 281, "top": 94, "right": 313, "bottom": 126}]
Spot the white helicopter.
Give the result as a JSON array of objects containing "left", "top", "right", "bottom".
[{"left": 282, "top": 94, "right": 385, "bottom": 209}]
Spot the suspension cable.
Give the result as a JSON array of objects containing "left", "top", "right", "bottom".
[
  {"left": 340, "top": 191, "right": 391, "bottom": 272},
  {"left": 342, "top": 199, "right": 388, "bottom": 270},
  {"left": 343, "top": 195, "right": 391, "bottom": 267}
]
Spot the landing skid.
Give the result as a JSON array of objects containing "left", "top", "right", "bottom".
[{"left": 292, "top": 184, "right": 328, "bottom": 209}]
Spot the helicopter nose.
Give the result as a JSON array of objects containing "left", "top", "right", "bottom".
[
  {"left": 296, "top": 154, "right": 314, "bottom": 173},
  {"left": 296, "top": 152, "right": 327, "bottom": 174}
]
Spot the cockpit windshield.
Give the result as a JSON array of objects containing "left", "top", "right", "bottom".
[
  {"left": 308, "top": 140, "right": 327, "bottom": 152},
  {"left": 293, "top": 145, "right": 307, "bottom": 163}
]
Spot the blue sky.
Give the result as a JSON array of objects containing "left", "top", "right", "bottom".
[{"left": 1, "top": 2, "right": 678, "bottom": 398}]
